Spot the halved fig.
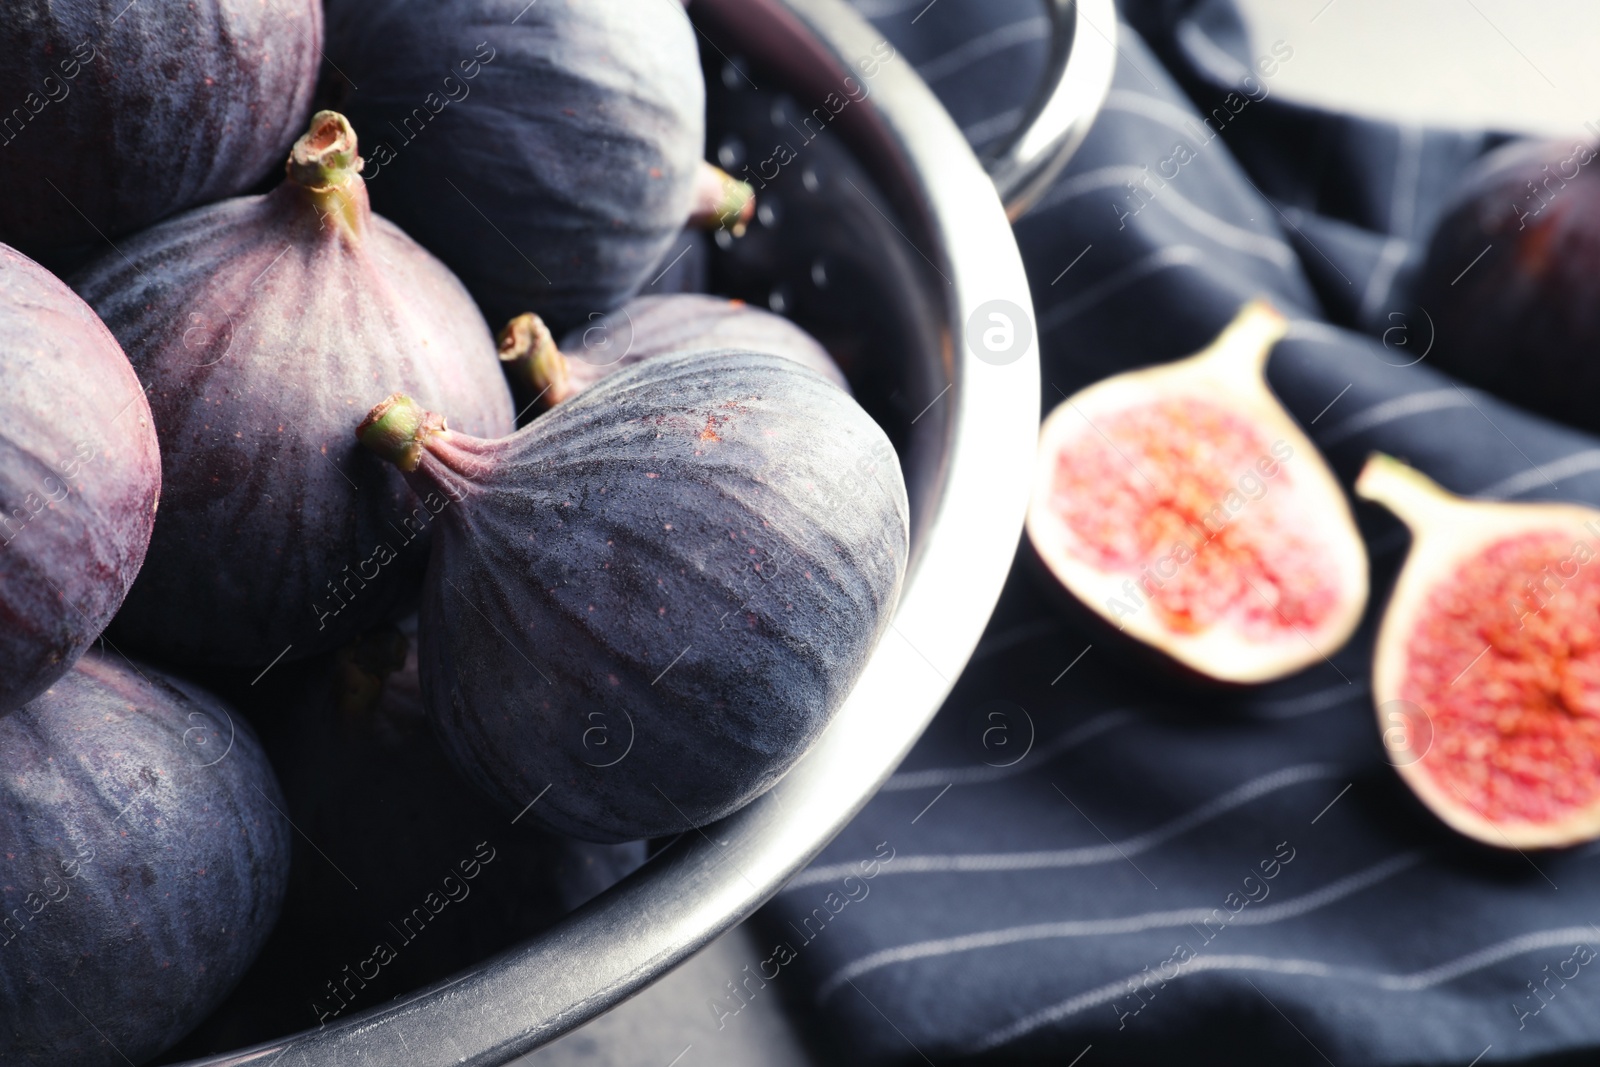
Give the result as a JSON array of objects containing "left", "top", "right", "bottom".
[
  {"left": 1357, "top": 453, "right": 1600, "bottom": 849},
  {"left": 1025, "top": 299, "right": 1369, "bottom": 683}
]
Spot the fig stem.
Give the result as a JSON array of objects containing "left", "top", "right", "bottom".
[
  {"left": 688, "top": 162, "right": 756, "bottom": 236},
  {"left": 498, "top": 313, "right": 571, "bottom": 410},
  {"left": 286, "top": 111, "right": 367, "bottom": 238},
  {"left": 1355, "top": 452, "right": 1462, "bottom": 531},
  {"left": 357, "top": 394, "right": 447, "bottom": 473},
  {"left": 1188, "top": 297, "right": 1289, "bottom": 381}
]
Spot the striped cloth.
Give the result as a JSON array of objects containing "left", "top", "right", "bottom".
[{"left": 758, "top": 1, "right": 1600, "bottom": 1063}]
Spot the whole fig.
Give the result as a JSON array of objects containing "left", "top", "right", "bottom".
[
  {"left": 358, "top": 351, "right": 909, "bottom": 842},
  {"left": 0, "top": 651, "right": 290, "bottom": 1067},
  {"left": 323, "top": 0, "right": 705, "bottom": 332},
  {"left": 0, "top": 244, "right": 159, "bottom": 714},
  {"left": 73, "top": 112, "right": 515, "bottom": 666},
  {"left": 0, "top": 0, "right": 322, "bottom": 267},
  {"left": 1412, "top": 137, "right": 1600, "bottom": 433},
  {"left": 499, "top": 294, "right": 849, "bottom": 416},
  {"left": 162, "top": 623, "right": 646, "bottom": 1053}
]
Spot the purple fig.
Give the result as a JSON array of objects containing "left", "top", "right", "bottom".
[
  {"left": 1413, "top": 137, "right": 1600, "bottom": 432},
  {"left": 164, "top": 621, "right": 646, "bottom": 1051},
  {"left": 0, "top": 244, "right": 159, "bottom": 715},
  {"left": 0, "top": 0, "right": 322, "bottom": 267},
  {"left": 499, "top": 294, "right": 850, "bottom": 417},
  {"left": 357, "top": 351, "right": 909, "bottom": 842},
  {"left": 71, "top": 112, "right": 515, "bottom": 667},
  {"left": 0, "top": 650, "right": 289, "bottom": 1067},
  {"left": 322, "top": 0, "right": 705, "bottom": 332}
]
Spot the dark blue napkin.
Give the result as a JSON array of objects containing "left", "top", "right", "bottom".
[{"left": 758, "top": 2, "right": 1600, "bottom": 1063}]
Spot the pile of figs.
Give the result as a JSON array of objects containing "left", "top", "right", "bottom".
[{"left": 0, "top": 2, "right": 907, "bottom": 1063}]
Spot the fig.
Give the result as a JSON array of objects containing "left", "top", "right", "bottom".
[
  {"left": 1412, "top": 137, "right": 1600, "bottom": 433},
  {"left": 356, "top": 351, "right": 909, "bottom": 841},
  {"left": 0, "top": 244, "right": 160, "bottom": 714},
  {"left": 1357, "top": 453, "right": 1600, "bottom": 849},
  {"left": 0, "top": 650, "right": 289, "bottom": 1066},
  {"left": 498, "top": 294, "right": 849, "bottom": 416},
  {"left": 72, "top": 112, "right": 515, "bottom": 666},
  {"left": 323, "top": 0, "right": 705, "bottom": 332},
  {"left": 1025, "top": 299, "right": 1369, "bottom": 683},
  {"left": 642, "top": 226, "right": 713, "bottom": 299},
  {"left": 0, "top": 0, "right": 322, "bottom": 266},
  {"left": 688, "top": 163, "right": 758, "bottom": 237},
  {"left": 163, "top": 624, "right": 646, "bottom": 1052}
]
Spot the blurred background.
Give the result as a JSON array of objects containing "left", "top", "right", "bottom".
[{"left": 1235, "top": 0, "right": 1598, "bottom": 137}]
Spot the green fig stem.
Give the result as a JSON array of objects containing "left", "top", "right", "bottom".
[
  {"left": 1189, "top": 297, "right": 1289, "bottom": 381},
  {"left": 498, "top": 313, "right": 571, "bottom": 410},
  {"left": 287, "top": 111, "right": 367, "bottom": 238},
  {"left": 357, "top": 394, "right": 447, "bottom": 473},
  {"left": 1355, "top": 452, "right": 1463, "bottom": 532},
  {"left": 688, "top": 162, "right": 756, "bottom": 236}
]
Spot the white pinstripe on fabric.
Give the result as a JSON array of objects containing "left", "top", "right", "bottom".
[
  {"left": 916, "top": 16, "right": 1050, "bottom": 83},
  {"left": 1388, "top": 124, "right": 1424, "bottom": 239},
  {"left": 785, "top": 763, "right": 1342, "bottom": 889},
  {"left": 1242, "top": 680, "right": 1368, "bottom": 719},
  {"left": 1473, "top": 450, "right": 1600, "bottom": 499},
  {"left": 816, "top": 852, "right": 1424, "bottom": 1001},
  {"left": 1040, "top": 245, "right": 1211, "bottom": 334},
  {"left": 1101, "top": 89, "right": 1206, "bottom": 137},
  {"left": 850, "top": 0, "right": 942, "bottom": 17},
  {"left": 1175, "top": 21, "right": 1253, "bottom": 87},
  {"left": 1357, "top": 235, "right": 1412, "bottom": 326},
  {"left": 961, "top": 106, "right": 1026, "bottom": 147},
  {"left": 881, "top": 708, "right": 1141, "bottom": 793},
  {"left": 970, "top": 925, "right": 1600, "bottom": 1053},
  {"left": 1318, "top": 388, "right": 1478, "bottom": 446},
  {"left": 1030, "top": 165, "right": 1295, "bottom": 267}
]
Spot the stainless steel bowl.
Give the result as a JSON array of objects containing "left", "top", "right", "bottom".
[{"left": 183, "top": 1, "right": 1111, "bottom": 1062}]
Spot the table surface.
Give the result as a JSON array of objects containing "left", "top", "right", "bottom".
[{"left": 1236, "top": 0, "right": 1599, "bottom": 138}]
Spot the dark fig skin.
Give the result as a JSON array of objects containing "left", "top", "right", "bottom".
[
  {"left": 323, "top": 0, "right": 704, "bottom": 332},
  {"left": 647, "top": 227, "right": 714, "bottom": 299},
  {"left": 0, "top": 650, "right": 290, "bottom": 1067},
  {"left": 359, "top": 352, "right": 910, "bottom": 842},
  {"left": 500, "top": 293, "right": 850, "bottom": 416},
  {"left": 0, "top": 0, "right": 322, "bottom": 267},
  {"left": 162, "top": 623, "right": 645, "bottom": 1054},
  {"left": 72, "top": 113, "right": 515, "bottom": 667},
  {"left": 0, "top": 244, "right": 160, "bottom": 714},
  {"left": 1414, "top": 137, "right": 1600, "bottom": 433}
]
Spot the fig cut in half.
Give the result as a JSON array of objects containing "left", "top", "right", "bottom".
[
  {"left": 1026, "top": 299, "right": 1369, "bottom": 684},
  {"left": 1358, "top": 453, "right": 1600, "bottom": 849}
]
